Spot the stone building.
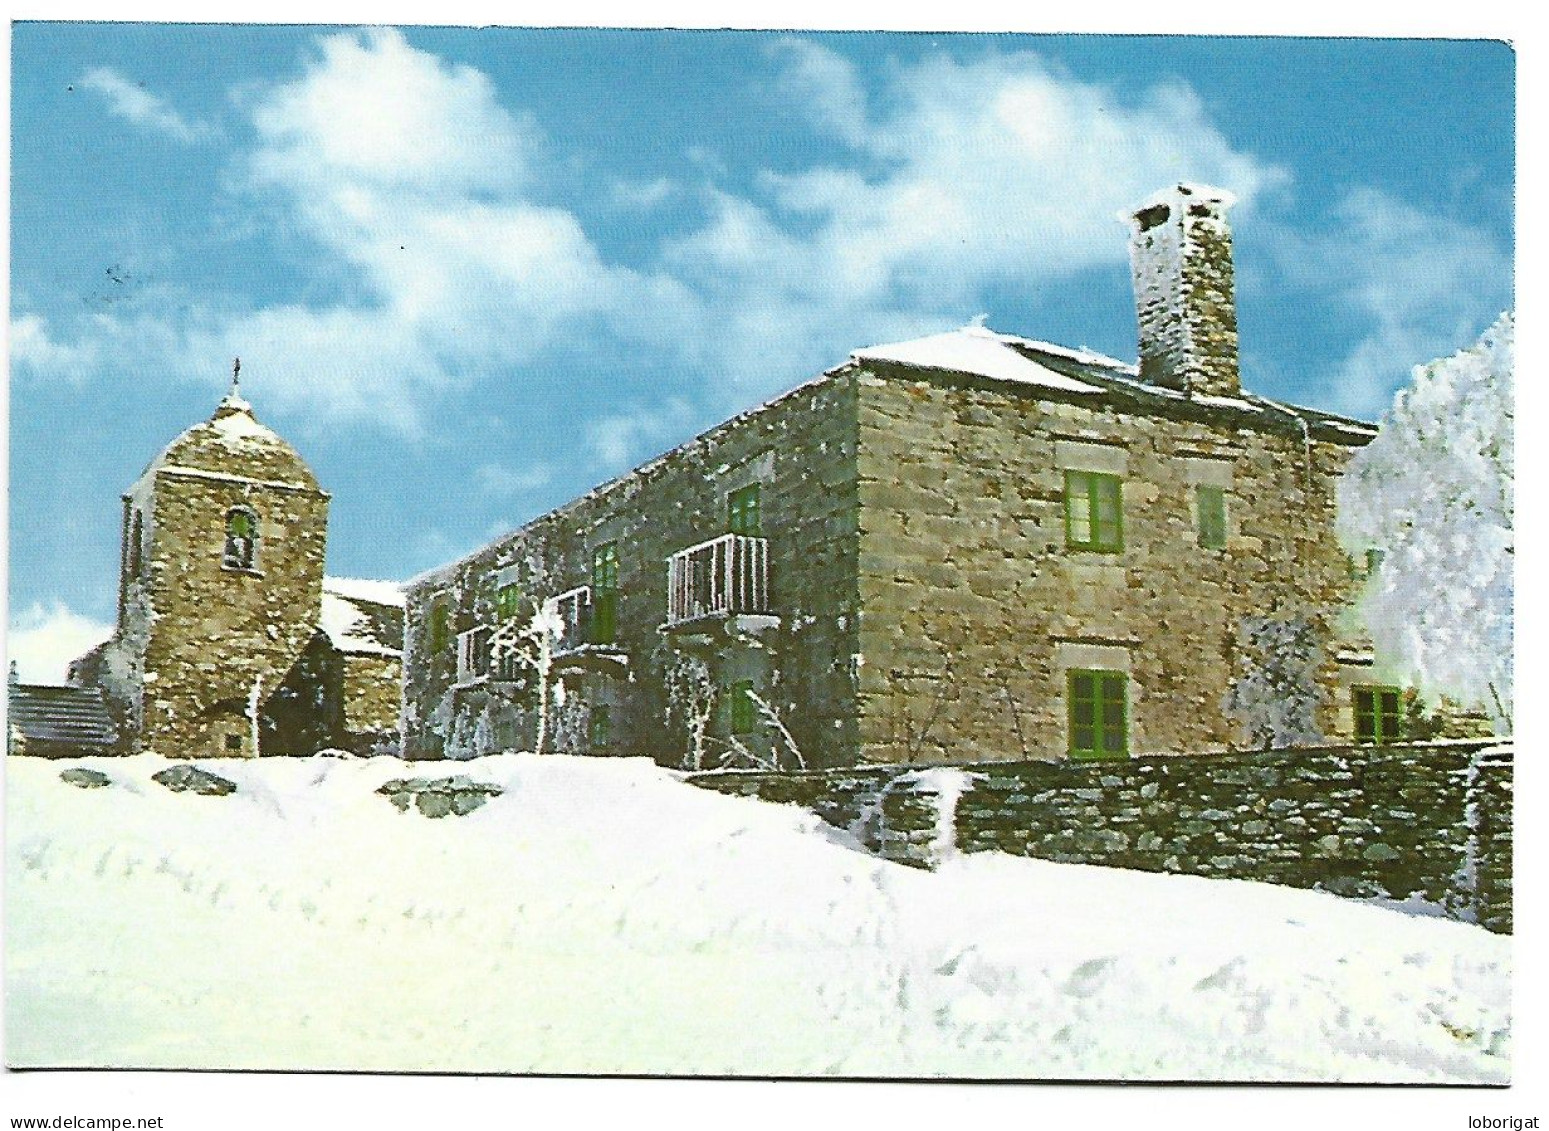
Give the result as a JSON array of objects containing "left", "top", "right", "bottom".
[
  {"left": 67, "top": 381, "right": 404, "bottom": 758},
  {"left": 403, "top": 184, "right": 1391, "bottom": 769}
]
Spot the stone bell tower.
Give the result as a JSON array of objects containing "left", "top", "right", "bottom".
[{"left": 81, "top": 364, "right": 331, "bottom": 757}]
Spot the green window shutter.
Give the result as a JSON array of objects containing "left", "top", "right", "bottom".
[
  {"left": 730, "top": 680, "right": 757, "bottom": 735},
  {"left": 1064, "top": 470, "right": 1092, "bottom": 546},
  {"left": 1354, "top": 685, "right": 1403, "bottom": 745},
  {"left": 1366, "top": 548, "right": 1386, "bottom": 577},
  {"left": 1196, "top": 485, "right": 1227, "bottom": 549},
  {"left": 729, "top": 484, "right": 761, "bottom": 536},
  {"left": 590, "top": 704, "right": 612, "bottom": 748},
  {"left": 591, "top": 543, "right": 619, "bottom": 644},
  {"left": 1064, "top": 471, "right": 1123, "bottom": 552},
  {"left": 1378, "top": 690, "right": 1402, "bottom": 744},
  {"left": 429, "top": 600, "right": 450, "bottom": 654},
  {"left": 1068, "top": 669, "right": 1127, "bottom": 759},
  {"left": 496, "top": 583, "right": 522, "bottom": 622}
]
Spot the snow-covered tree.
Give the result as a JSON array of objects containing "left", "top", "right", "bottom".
[
  {"left": 1224, "top": 614, "right": 1326, "bottom": 750},
  {"left": 491, "top": 603, "right": 566, "bottom": 755},
  {"left": 666, "top": 653, "right": 717, "bottom": 770},
  {"left": 1336, "top": 313, "right": 1514, "bottom": 729}
]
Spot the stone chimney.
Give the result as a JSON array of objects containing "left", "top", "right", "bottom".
[{"left": 1126, "top": 183, "right": 1240, "bottom": 397}]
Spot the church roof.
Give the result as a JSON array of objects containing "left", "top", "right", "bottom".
[
  {"left": 320, "top": 578, "right": 405, "bottom": 658},
  {"left": 8, "top": 683, "right": 120, "bottom": 748},
  {"left": 138, "top": 390, "right": 322, "bottom": 492}
]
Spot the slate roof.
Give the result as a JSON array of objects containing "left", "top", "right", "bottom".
[
  {"left": 8, "top": 683, "right": 120, "bottom": 748},
  {"left": 320, "top": 578, "right": 405, "bottom": 658},
  {"left": 851, "top": 325, "right": 1379, "bottom": 443}
]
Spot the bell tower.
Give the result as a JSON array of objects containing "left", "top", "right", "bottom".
[{"left": 93, "top": 366, "right": 331, "bottom": 757}]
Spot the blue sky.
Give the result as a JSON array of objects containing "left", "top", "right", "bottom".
[{"left": 8, "top": 24, "right": 1514, "bottom": 679}]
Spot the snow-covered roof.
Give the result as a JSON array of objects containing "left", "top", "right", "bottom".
[
  {"left": 851, "top": 326, "right": 1108, "bottom": 395},
  {"left": 8, "top": 683, "right": 119, "bottom": 748},
  {"left": 324, "top": 577, "right": 406, "bottom": 608},
  {"left": 320, "top": 578, "right": 405, "bottom": 658},
  {"left": 134, "top": 392, "right": 322, "bottom": 492},
  {"left": 852, "top": 322, "right": 1378, "bottom": 439}
]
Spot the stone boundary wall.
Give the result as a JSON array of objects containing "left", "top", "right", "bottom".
[{"left": 687, "top": 740, "right": 1512, "bottom": 934}]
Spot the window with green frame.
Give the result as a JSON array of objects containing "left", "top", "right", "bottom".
[
  {"left": 1196, "top": 484, "right": 1227, "bottom": 549},
  {"left": 729, "top": 680, "right": 757, "bottom": 735},
  {"left": 1064, "top": 470, "right": 1123, "bottom": 552},
  {"left": 728, "top": 483, "right": 761, "bottom": 536},
  {"left": 589, "top": 703, "right": 612, "bottom": 748},
  {"left": 495, "top": 581, "right": 523, "bottom": 622},
  {"left": 591, "top": 542, "right": 619, "bottom": 644},
  {"left": 1353, "top": 685, "right": 1402, "bottom": 745},
  {"left": 1068, "top": 669, "right": 1128, "bottom": 759},
  {"left": 428, "top": 598, "right": 450, "bottom": 654}
]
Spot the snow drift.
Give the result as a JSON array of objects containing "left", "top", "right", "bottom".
[{"left": 5, "top": 753, "right": 1510, "bottom": 1081}]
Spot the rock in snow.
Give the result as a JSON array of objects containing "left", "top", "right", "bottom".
[
  {"left": 58, "top": 767, "right": 111, "bottom": 790},
  {"left": 5, "top": 753, "right": 1510, "bottom": 1080},
  {"left": 150, "top": 763, "right": 238, "bottom": 796},
  {"left": 377, "top": 775, "right": 503, "bottom": 817}
]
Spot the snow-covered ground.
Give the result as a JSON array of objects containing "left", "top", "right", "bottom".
[{"left": 5, "top": 753, "right": 1510, "bottom": 1081}]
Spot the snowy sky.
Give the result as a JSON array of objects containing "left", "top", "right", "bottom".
[{"left": 7, "top": 24, "right": 1514, "bottom": 678}]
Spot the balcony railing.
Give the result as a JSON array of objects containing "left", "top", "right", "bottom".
[
  {"left": 667, "top": 533, "right": 770, "bottom": 626},
  {"left": 544, "top": 585, "right": 595, "bottom": 652}
]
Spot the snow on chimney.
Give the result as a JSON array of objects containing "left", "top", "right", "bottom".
[{"left": 1126, "top": 184, "right": 1240, "bottom": 398}]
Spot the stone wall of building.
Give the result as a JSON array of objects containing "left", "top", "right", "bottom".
[
  {"left": 340, "top": 653, "right": 403, "bottom": 755},
  {"left": 687, "top": 740, "right": 1512, "bottom": 934},
  {"left": 138, "top": 471, "right": 329, "bottom": 758},
  {"left": 403, "top": 373, "right": 864, "bottom": 768},
  {"left": 851, "top": 365, "right": 1368, "bottom": 766}
]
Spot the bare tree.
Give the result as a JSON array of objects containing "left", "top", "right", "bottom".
[
  {"left": 666, "top": 653, "right": 717, "bottom": 770},
  {"left": 746, "top": 689, "right": 807, "bottom": 770},
  {"left": 887, "top": 655, "right": 956, "bottom": 764}
]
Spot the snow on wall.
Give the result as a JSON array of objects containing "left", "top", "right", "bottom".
[{"left": 6, "top": 751, "right": 1511, "bottom": 1079}]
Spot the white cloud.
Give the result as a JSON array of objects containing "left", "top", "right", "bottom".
[
  {"left": 10, "top": 314, "right": 99, "bottom": 382},
  {"left": 767, "top": 37, "right": 870, "bottom": 146},
  {"left": 80, "top": 67, "right": 209, "bottom": 143},
  {"left": 1270, "top": 188, "right": 1512, "bottom": 418},
  {"left": 663, "top": 45, "right": 1284, "bottom": 400},
  {"left": 33, "top": 34, "right": 1489, "bottom": 456},
  {"left": 25, "top": 29, "right": 701, "bottom": 438},
  {"left": 7, "top": 603, "right": 113, "bottom": 685},
  {"left": 587, "top": 397, "right": 697, "bottom": 470},
  {"left": 476, "top": 463, "right": 552, "bottom": 496},
  {"left": 609, "top": 177, "right": 679, "bottom": 210}
]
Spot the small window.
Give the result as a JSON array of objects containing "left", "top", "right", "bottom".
[
  {"left": 592, "top": 543, "right": 619, "bottom": 644},
  {"left": 1064, "top": 471, "right": 1122, "bottom": 552},
  {"left": 496, "top": 582, "right": 523, "bottom": 622},
  {"left": 428, "top": 599, "right": 451, "bottom": 654},
  {"left": 1366, "top": 548, "right": 1386, "bottom": 576},
  {"left": 1068, "top": 669, "right": 1128, "bottom": 759},
  {"left": 729, "top": 680, "right": 757, "bottom": 735},
  {"left": 590, "top": 704, "right": 612, "bottom": 748},
  {"left": 1354, "top": 685, "right": 1402, "bottom": 745},
  {"left": 1196, "top": 485, "right": 1227, "bottom": 549},
  {"left": 225, "top": 734, "right": 243, "bottom": 752},
  {"left": 457, "top": 626, "right": 493, "bottom": 683},
  {"left": 728, "top": 484, "right": 762, "bottom": 537},
  {"left": 223, "top": 507, "right": 259, "bottom": 571}
]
